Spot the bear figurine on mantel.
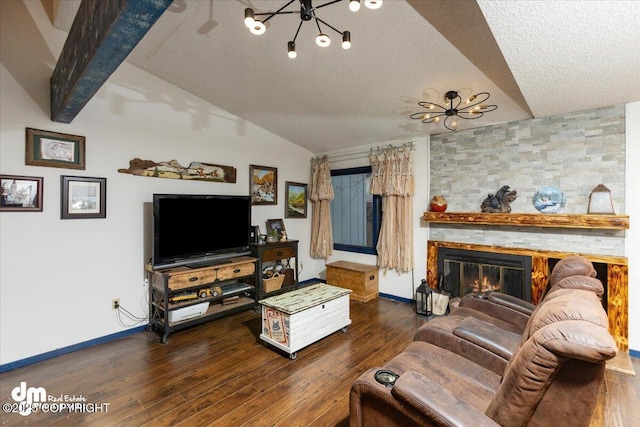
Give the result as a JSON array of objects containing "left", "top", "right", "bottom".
[{"left": 481, "top": 185, "right": 517, "bottom": 213}]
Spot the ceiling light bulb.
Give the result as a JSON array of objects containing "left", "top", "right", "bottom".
[
  {"left": 467, "top": 94, "right": 477, "bottom": 104},
  {"left": 364, "top": 0, "right": 383, "bottom": 10},
  {"left": 349, "top": 0, "right": 361, "bottom": 12},
  {"left": 424, "top": 114, "right": 431, "bottom": 120},
  {"left": 316, "top": 33, "right": 330, "bottom": 47},
  {"left": 244, "top": 8, "right": 255, "bottom": 28},
  {"left": 433, "top": 117, "right": 440, "bottom": 123},
  {"left": 288, "top": 41, "right": 297, "bottom": 58},
  {"left": 451, "top": 121, "right": 458, "bottom": 129},
  {"left": 342, "top": 31, "right": 351, "bottom": 49},
  {"left": 250, "top": 20, "right": 266, "bottom": 35},
  {"left": 429, "top": 104, "right": 435, "bottom": 110}
]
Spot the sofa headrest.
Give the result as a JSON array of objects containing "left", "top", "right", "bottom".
[
  {"left": 549, "top": 256, "right": 597, "bottom": 286},
  {"left": 546, "top": 275, "right": 604, "bottom": 298},
  {"left": 536, "top": 319, "right": 617, "bottom": 363},
  {"left": 529, "top": 289, "right": 608, "bottom": 336}
]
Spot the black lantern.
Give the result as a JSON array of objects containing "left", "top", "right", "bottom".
[{"left": 415, "top": 279, "right": 433, "bottom": 316}]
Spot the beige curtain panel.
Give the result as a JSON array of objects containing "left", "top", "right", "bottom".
[
  {"left": 370, "top": 144, "right": 415, "bottom": 273},
  {"left": 309, "top": 156, "right": 334, "bottom": 259}
]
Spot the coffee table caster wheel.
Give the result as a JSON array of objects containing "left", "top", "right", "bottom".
[
  {"left": 289, "top": 352, "right": 297, "bottom": 360},
  {"left": 341, "top": 326, "right": 348, "bottom": 333}
]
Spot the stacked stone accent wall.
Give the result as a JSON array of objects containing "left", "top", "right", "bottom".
[{"left": 429, "top": 105, "right": 626, "bottom": 255}]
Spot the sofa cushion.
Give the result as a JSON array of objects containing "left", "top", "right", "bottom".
[
  {"left": 546, "top": 275, "right": 604, "bottom": 297},
  {"left": 529, "top": 289, "right": 608, "bottom": 336}
]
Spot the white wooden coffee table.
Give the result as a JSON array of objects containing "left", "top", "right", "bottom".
[{"left": 259, "top": 283, "right": 352, "bottom": 359}]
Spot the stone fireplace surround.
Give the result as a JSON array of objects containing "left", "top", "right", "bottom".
[
  {"left": 426, "top": 239, "right": 629, "bottom": 351},
  {"left": 425, "top": 105, "right": 629, "bottom": 352}
]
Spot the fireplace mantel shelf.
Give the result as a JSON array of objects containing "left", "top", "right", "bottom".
[{"left": 422, "top": 212, "right": 629, "bottom": 230}]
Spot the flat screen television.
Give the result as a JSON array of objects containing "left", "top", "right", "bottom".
[{"left": 152, "top": 194, "right": 251, "bottom": 269}]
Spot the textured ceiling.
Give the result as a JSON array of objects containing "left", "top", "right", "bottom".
[{"left": 53, "top": 0, "right": 640, "bottom": 153}]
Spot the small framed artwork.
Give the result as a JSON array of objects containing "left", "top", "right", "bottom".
[
  {"left": 61, "top": 175, "right": 106, "bottom": 219},
  {"left": 285, "top": 181, "right": 307, "bottom": 218},
  {"left": 266, "top": 218, "right": 286, "bottom": 239},
  {"left": 26, "top": 128, "right": 86, "bottom": 170},
  {"left": 250, "top": 165, "right": 277, "bottom": 205},
  {"left": 0, "top": 174, "right": 43, "bottom": 212}
]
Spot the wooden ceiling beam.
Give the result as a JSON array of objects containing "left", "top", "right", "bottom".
[{"left": 50, "top": 0, "right": 172, "bottom": 123}]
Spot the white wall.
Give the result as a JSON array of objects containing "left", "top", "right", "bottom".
[
  {"left": 626, "top": 101, "right": 640, "bottom": 352},
  {"left": 0, "top": 2, "right": 315, "bottom": 366},
  {"left": 318, "top": 137, "right": 430, "bottom": 301}
]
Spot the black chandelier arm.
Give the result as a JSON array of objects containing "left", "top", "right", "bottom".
[
  {"left": 443, "top": 117, "right": 456, "bottom": 131},
  {"left": 416, "top": 101, "right": 447, "bottom": 111},
  {"left": 254, "top": 0, "right": 297, "bottom": 23},
  {"left": 314, "top": 16, "right": 345, "bottom": 35},
  {"left": 457, "top": 104, "right": 498, "bottom": 116},
  {"left": 449, "top": 94, "right": 462, "bottom": 111},
  {"left": 292, "top": 19, "right": 304, "bottom": 42},
  {"left": 456, "top": 111, "right": 487, "bottom": 120},
  {"left": 410, "top": 111, "right": 447, "bottom": 123},
  {"left": 456, "top": 92, "right": 494, "bottom": 113}
]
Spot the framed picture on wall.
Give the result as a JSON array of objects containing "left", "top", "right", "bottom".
[
  {"left": 0, "top": 174, "right": 43, "bottom": 212},
  {"left": 26, "top": 128, "right": 86, "bottom": 170},
  {"left": 285, "top": 181, "right": 307, "bottom": 218},
  {"left": 61, "top": 175, "right": 106, "bottom": 219},
  {"left": 250, "top": 165, "right": 277, "bottom": 205}
]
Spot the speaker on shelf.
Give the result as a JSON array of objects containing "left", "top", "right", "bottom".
[{"left": 250, "top": 225, "right": 260, "bottom": 243}]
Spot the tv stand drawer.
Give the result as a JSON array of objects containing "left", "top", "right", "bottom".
[
  {"left": 216, "top": 262, "right": 255, "bottom": 281},
  {"left": 167, "top": 269, "right": 218, "bottom": 291},
  {"left": 262, "top": 246, "right": 296, "bottom": 262}
]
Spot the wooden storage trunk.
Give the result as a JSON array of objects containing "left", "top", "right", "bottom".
[{"left": 326, "top": 261, "right": 379, "bottom": 303}]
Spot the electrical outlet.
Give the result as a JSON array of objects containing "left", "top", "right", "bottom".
[{"left": 112, "top": 298, "right": 120, "bottom": 310}]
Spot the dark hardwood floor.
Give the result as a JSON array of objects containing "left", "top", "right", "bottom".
[{"left": 1, "top": 297, "right": 638, "bottom": 426}]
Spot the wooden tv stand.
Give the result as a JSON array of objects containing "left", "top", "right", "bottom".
[{"left": 146, "top": 256, "right": 257, "bottom": 343}]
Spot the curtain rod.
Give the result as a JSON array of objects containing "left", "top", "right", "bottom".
[{"left": 320, "top": 141, "right": 415, "bottom": 162}]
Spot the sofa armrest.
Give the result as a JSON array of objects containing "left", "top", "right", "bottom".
[
  {"left": 391, "top": 370, "right": 500, "bottom": 427},
  {"left": 487, "top": 292, "right": 535, "bottom": 316},
  {"left": 453, "top": 317, "right": 521, "bottom": 360}
]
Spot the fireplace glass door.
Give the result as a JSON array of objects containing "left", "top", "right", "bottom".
[
  {"left": 443, "top": 260, "right": 525, "bottom": 298},
  {"left": 438, "top": 248, "right": 532, "bottom": 301}
]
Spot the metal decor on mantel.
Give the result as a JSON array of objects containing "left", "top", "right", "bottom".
[{"left": 410, "top": 90, "right": 497, "bottom": 131}]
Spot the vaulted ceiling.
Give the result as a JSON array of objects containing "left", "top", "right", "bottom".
[{"left": 52, "top": 0, "right": 640, "bottom": 153}]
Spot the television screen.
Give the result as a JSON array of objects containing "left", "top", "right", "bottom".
[{"left": 152, "top": 194, "right": 251, "bottom": 269}]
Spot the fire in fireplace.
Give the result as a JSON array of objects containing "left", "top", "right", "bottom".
[{"left": 437, "top": 248, "right": 532, "bottom": 301}]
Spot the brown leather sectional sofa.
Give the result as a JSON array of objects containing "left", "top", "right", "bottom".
[{"left": 349, "top": 256, "right": 617, "bottom": 426}]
